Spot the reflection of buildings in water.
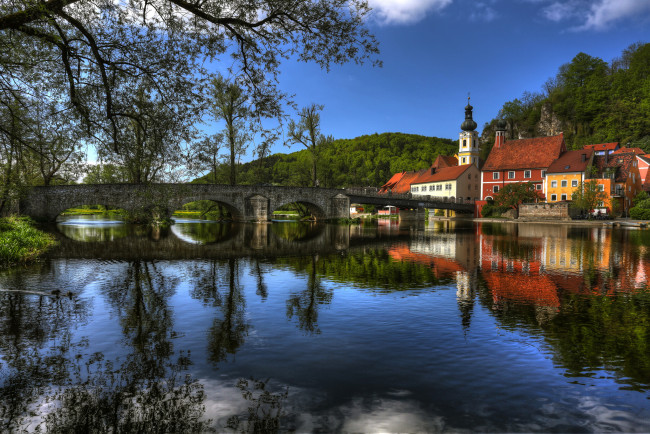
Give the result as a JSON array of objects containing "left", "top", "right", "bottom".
[{"left": 479, "top": 226, "right": 649, "bottom": 314}]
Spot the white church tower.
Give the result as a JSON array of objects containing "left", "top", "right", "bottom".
[{"left": 458, "top": 96, "right": 480, "bottom": 167}]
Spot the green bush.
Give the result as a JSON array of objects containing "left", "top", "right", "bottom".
[
  {"left": 0, "top": 217, "right": 57, "bottom": 268},
  {"left": 481, "top": 203, "right": 510, "bottom": 217},
  {"left": 630, "top": 207, "right": 650, "bottom": 220}
]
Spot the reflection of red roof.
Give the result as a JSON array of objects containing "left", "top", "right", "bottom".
[
  {"left": 482, "top": 271, "right": 560, "bottom": 308},
  {"left": 412, "top": 164, "right": 473, "bottom": 185},
  {"left": 388, "top": 245, "right": 464, "bottom": 278},
  {"left": 483, "top": 134, "right": 565, "bottom": 171},
  {"left": 546, "top": 149, "right": 593, "bottom": 174},
  {"left": 583, "top": 142, "right": 619, "bottom": 152},
  {"left": 613, "top": 147, "right": 645, "bottom": 155}
]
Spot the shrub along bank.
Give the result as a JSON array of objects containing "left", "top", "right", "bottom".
[{"left": 0, "top": 217, "right": 57, "bottom": 269}]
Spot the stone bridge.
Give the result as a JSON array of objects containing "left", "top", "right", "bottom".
[{"left": 19, "top": 184, "right": 475, "bottom": 221}]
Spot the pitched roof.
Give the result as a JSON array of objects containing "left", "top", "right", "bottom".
[
  {"left": 613, "top": 147, "right": 645, "bottom": 155},
  {"left": 593, "top": 152, "right": 637, "bottom": 183},
  {"left": 583, "top": 142, "right": 619, "bottom": 152},
  {"left": 411, "top": 164, "right": 474, "bottom": 185},
  {"left": 379, "top": 172, "right": 404, "bottom": 192},
  {"left": 546, "top": 149, "right": 593, "bottom": 174},
  {"left": 483, "top": 134, "right": 565, "bottom": 171},
  {"left": 431, "top": 155, "right": 458, "bottom": 169},
  {"left": 380, "top": 169, "right": 427, "bottom": 194}
]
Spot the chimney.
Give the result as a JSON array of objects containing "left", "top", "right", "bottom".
[{"left": 604, "top": 150, "right": 609, "bottom": 164}]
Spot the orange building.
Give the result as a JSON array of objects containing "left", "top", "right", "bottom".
[{"left": 545, "top": 149, "right": 594, "bottom": 202}]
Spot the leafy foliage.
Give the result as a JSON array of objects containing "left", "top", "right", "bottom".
[
  {"left": 493, "top": 182, "right": 541, "bottom": 209},
  {"left": 194, "top": 132, "right": 456, "bottom": 187},
  {"left": 488, "top": 42, "right": 650, "bottom": 151},
  {"left": 571, "top": 179, "right": 608, "bottom": 213}
]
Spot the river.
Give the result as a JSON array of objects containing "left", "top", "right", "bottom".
[{"left": 1, "top": 216, "right": 649, "bottom": 432}]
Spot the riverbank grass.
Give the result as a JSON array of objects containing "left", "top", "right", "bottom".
[{"left": 0, "top": 217, "right": 57, "bottom": 268}]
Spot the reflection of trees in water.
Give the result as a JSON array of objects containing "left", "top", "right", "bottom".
[
  {"left": 0, "top": 260, "right": 209, "bottom": 432},
  {"left": 286, "top": 254, "right": 332, "bottom": 334},
  {"left": 278, "top": 249, "right": 440, "bottom": 291},
  {"left": 476, "top": 276, "right": 650, "bottom": 392},
  {"left": 172, "top": 221, "right": 238, "bottom": 244},
  {"left": 270, "top": 221, "right": 324, "bottom": 242},
  {"left": 252, "top": 259, "right": 269, "bottom": 301},
  {"left": 226, "top": 378, "right": 289, "bottom": 433},
  {"left": 104, "top": 260, "right": 179, "bottom": 378}
]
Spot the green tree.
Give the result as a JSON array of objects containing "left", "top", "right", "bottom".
[
  {"left": 494, "top": 182, "right": 541, "bottom": 209},
  {"left": 287, "top": 104, "right": 332, "bottom": 187},
  {"left": 571, "top": 179, "right": 608, "bottom": 214},
  {"left": 0, "top": 0, "right": 379, "bottom": 155}
]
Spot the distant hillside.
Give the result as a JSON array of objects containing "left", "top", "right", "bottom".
[
  {"left": 194, "top": 132, "right": 457, "bottom": 188},
  {"left": 480, "top": 42, "right": 650, "bottom": 155}
]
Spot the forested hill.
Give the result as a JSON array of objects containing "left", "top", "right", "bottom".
[
  {"left": 481, "top": 42, "right": 650, "bottom": 154},
  {"left": 195, "top": 132, "right": 457, "bottom": 188}
]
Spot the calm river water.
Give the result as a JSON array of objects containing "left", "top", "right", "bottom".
[{"left": 1, "top": 216, "right": 650, "bottom": 432}]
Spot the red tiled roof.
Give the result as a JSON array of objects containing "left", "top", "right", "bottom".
[
  {"left": 381, "top": 169, "right": 426, "bottom": 194},
  {"left": 411, "top": 164, "right": 473, "bottom": 185},
  {"left": 583, "top": 142, "right": 619, "bottom": 152},
  {"left": 613, "top": 147, "right": 645, "bottom": 155},
  {"left": 546, "top": 149, "right": 593, "bottom": 174},
  {"left": 483, "top": 134, "right": 565, "bottom": 171},
  {"left": 432, "top": 155, "right": 458, "bottom": 169},
  {"left": 380, "top": 172, "right": 405, "bottom": 191},
  {"left": 593, "top": 152, "right": 637, "bottom": 183}
]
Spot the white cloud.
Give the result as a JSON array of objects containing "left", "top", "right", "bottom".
[
  {"left": 542, "top": 2, "right": 578, "bottom": 22},
  {"left": 540, "top": 0, "right": 650, "bottom": 30},
  {"left": 368, "top": 0, "right": 453, "bottom": 25},
  {"left": 470, "top": 2, "right": 498, "bottom": 22},
  {"left": 578, "top": 0, "right": 650, "bottom": 30}
]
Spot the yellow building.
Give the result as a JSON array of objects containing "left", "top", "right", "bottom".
[{"left": 545, "top": 149, "right": 594, "bottom": 202}]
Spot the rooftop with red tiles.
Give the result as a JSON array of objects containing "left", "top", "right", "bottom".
[
  {"left": 546, "top": 149, "right": 593, "bottom": 174},
  {"left": 412, "top": 164, "right": 474, "bottom": 185},
  {"left": 483, "top": 134, "right": 566, "bottom": 171}
]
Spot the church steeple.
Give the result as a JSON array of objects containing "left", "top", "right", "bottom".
[{"left": 458, "top": 95, "right": 480, "bottom": 167}]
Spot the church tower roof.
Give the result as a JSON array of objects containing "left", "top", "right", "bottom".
[{"left": 461, "top": 96, "right": 478, "bottom": 132}]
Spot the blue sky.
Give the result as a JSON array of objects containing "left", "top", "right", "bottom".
[{"left": 267, "top": 0, "right": 650, "bottom": 157}]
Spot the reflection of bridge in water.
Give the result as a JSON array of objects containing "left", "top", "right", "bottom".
[
  {"left": 46, "top": 221, "right": 431, "bottom": 260},
  {"left": 21, "top": 184, "right": 475, "bottom": 221}
]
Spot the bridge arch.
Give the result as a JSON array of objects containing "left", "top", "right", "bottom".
[
  {"left": 273, "top": 199, "right": 326, "bottom": 220},
  {"left": 171, "top": 197, "right": 243, "bottom": 221}
]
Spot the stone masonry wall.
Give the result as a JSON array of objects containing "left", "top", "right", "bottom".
[{"left": 518, "top": 202, "right": 576, "bottom": 221}]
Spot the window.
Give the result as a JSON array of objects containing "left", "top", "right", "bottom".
[
  {"left": 524, "top": 170, "right": 531, "bottom": 178},
  {"left": 412, "top": 186, "right": 418, "bottom": 192},
  {"left": 436, "top": 184, "right": 442, "bottom": 191},
  {"left": 598, "top": 201, "right": 604, "bottom": 207},
  {"left": 468, "top": 174, "right": 471, "bottom": 179},
  {"left": 551, "top": 194, "right": 557, "bottom": 201},
  {"left": 462, "top": 157, "right": 466, "bottom": 164},
  {"left": 463, "top": 139, "right": 467, "bottom": 148},
  {"left": 508, "top": 171, "right": 515, "bottom": 179},
  {"left": 536, "top": 184, "right": 542, "bottom": 190},
  {"left": 561, "top": 180, "right": 567, "bottom": 187},
  {"left": 429, "top": 185, "right": 434, "bottom": 191},
  {"left": 493, "top": 186, "right": 499, "bottom": 193},
  {"left": 598, "top": 184, "right": 605, "bottom": 191},
  {"left": 551, "top": 180, "right": 557, "bottom": 188},
  {"left": 445, "top": 183, "right": 452, "bottom": 190},
  {"left": 493, "top": 172, "right": 500, "bottom": 180},
  {"left": 541, "top": 171, "right": 546, "bottom": 178},
  {"left": 571, "top": 180, "right": 578, "bottom": 187},
  {"left": 561, "top": 194, "right": 567, "bottom": 200}
]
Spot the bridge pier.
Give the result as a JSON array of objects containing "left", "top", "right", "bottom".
[{"left": 245, "top": 195, "right": 271, "bottom": 222}]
